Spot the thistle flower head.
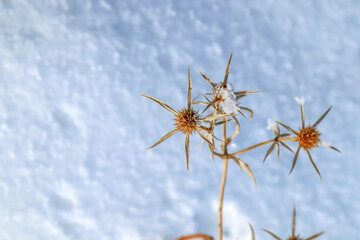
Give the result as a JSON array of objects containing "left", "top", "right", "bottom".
[
  {"left": 175, "top": 108, "right": 200, "bottom": 135},
  {"left": 142, "top": 69, "right": 217, "bottom": 170},
  {"left": 275, "top": 99, "right": 341, "bottom": 180},
  {"left": 298, "top": 126, "right": 320, "bottom": 150}
]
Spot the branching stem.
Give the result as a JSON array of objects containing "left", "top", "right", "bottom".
[
  {"left": 213, "top": 137, "right": 297, "bottom": 159},
  {"left": 229, "top": 139, "right": 274, "bottom": 158}
]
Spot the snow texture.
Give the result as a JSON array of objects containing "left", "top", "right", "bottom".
[{"left": 0, "top": 1, "right": 359, "bottom": 240}]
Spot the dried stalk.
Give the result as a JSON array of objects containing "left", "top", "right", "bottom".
[
  {"left": 218, "top": 157, "right": 228, "bottom": 240},
  {"left": 218, "top": 118, "right": 230, "bottom": 240}
]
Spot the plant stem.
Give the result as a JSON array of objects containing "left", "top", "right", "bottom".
[
  {"left": 218, "top": 157, "right": 228, "bottom": 240},
  {"left": 218, "top": 120, "right": 229, "bottom": 240},
  {"left": 216, "top": 124, "right": 297, "bottom": 239}
]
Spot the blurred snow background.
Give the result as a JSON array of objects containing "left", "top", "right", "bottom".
[{"left": 0, "top": 0, "right": 359, "bottom": 239}]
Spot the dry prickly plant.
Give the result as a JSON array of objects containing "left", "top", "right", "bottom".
[{"left": 142, "top": 54, "right": 340, "bottom": 240}]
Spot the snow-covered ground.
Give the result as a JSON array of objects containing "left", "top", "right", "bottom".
[{"left": 0, "top": 0, "right": 359, "bottom": 239}]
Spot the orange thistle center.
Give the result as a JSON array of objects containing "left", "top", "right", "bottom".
[
  {"left": 298, "top": 126, "right": 321, "bottom": 149},
  {"left": 174, "top": 108, "right": 200, "bottom": 135}
]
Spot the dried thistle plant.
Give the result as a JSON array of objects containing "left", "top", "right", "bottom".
[
  {"left": 142, "top": 54, "right": 340, "bottom": 240},
  {"left": 198, "top": 55, "right": 259, "bottom": 240},
  {"left": 275, "top": 97, "right": 341, "bottom": 180},
  {"left": 196, "top": 54, "right": 260, "bottom": 185},
  {"left": 142, "top": 69, "right": 228, "bottom": 170},
  {"left": 262, "top": 206, "right": 324, "bottom": 240}
]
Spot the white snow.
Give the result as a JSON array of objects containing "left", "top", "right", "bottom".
[
  {"left": 0, "top": 1, "right": 359, "bottom": 240},
  {"left": 213, "top": 83, "right": 238, "bottom": 114}
]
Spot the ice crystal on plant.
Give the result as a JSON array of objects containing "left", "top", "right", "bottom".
[{"left": 213, "top": 83, "right": 239, "bottom": 114}]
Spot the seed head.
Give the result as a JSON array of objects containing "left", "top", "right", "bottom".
[
  {"left": 298, "top": 126, "right": 320, "bottom": 150},
  {"left": 175, "top": 108, "right": 200, "bottom": 135}
]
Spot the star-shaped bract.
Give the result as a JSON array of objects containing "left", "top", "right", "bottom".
[
  {"left": 262, "top": 206, "right": 324, "bottom": 240},
  {"left": 276, "top": 102, "right": 341, "bottom": 180},
  {"left": 263, "top": 122, "right": 294, "bottom": 163},
  {"left": 142, "top": 69, "right": 228, "bottom": 170}
]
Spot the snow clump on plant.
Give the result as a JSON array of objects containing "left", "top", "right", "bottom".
[{"left": 213, "top": 83, "right": 239, "bottom": 114}]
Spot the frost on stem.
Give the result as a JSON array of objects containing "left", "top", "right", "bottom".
[
  {"left": 266, "top": 118, "right": 277, "bottom": 131},
  {"left": 294, "top": 96, "right": 305, "bottom": 105},
  {"left": 319, "top": 141, "right": 332, "bottom": 148}
]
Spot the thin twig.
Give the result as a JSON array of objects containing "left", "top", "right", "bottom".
[{"left": 229, "top": 137, "right": 297, "bottom": 158}]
